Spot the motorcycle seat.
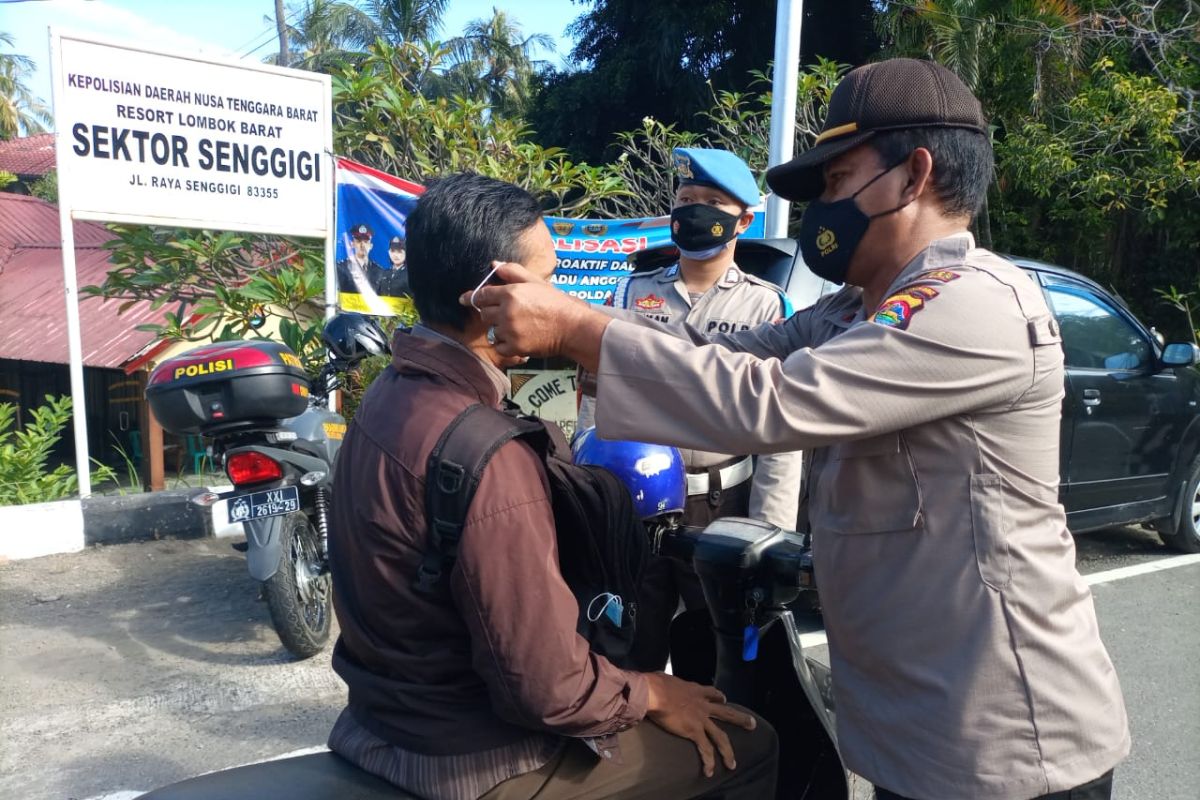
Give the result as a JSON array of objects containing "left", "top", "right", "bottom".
[{"left": 137, "top": 752, "right": 417, "bottom": 799}]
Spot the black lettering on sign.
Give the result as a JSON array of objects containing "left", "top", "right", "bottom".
[
  {"left": 71, "top": 123, "right": 189, "bottom": 167},
  {"left": 527, "top": 378, "right": 566, "bottom": 409}
]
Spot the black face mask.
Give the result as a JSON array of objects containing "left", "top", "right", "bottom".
[
  {"left": 670, "top": 204, "right": 741, "bottom": 260},
  {"left": 798, "top": 158, "right": 910, "bottom": 285}
]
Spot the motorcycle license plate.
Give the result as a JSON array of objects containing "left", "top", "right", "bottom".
[{"left": 227, "top": 486, "right": 299, "bottom": 523}]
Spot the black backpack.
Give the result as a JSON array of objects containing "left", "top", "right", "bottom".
[{"left": 414, "top": 403, "right": 649, "bottom": 669}]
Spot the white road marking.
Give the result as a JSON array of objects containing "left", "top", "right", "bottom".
[
  {"left": 789, "top": 554, "right": 1200, "bottom": 651},
  {"left": 1083, "top": 553, "right": 1200, "bottom": 585}
]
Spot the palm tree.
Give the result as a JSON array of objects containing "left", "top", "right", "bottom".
[
  {"left": 366, "top": 0, "right": 448, "bottom": 43},
  {"left": 442, "top": 8, "right": 554, "bottom": 118},
  {"left": 264, "top": 0, "right": 381, "bottom": 71},
  {"left": 0, "top": 32, "right": 52, "bottom": 139}
]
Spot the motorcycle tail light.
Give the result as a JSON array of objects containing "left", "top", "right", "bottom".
[{"left": 226, "top": 451, "right": 283, "bottom": 486}]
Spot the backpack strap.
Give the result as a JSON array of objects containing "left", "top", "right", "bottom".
[{"left": 414, "top": 404, "right": 544, "bottom": 595}]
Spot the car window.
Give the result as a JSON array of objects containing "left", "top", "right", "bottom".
[{"left": 1044, "top": 280, "right": 1152, "bottom": 371}]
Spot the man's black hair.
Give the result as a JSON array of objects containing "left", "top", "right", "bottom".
[
  {"left": 869, "top": 127, "right": 993, "bottom": 219},
  {"left": 406, "top": 173, "right": 544, "bottom": 330}
]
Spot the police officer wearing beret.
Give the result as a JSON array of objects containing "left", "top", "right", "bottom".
[
  {"left": 577, "top": 147, "right": 803, "bottom": 679},
  {"left": 469, "top": 58, "right": 1130, "bottom": 800}
]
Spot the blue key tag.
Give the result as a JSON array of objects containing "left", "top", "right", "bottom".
[
  {"left": 742, "top": 624, "right": 759, "bottom": 661},
  {"left": 605, "top": 596, "right": 623, "bottom": 627}
]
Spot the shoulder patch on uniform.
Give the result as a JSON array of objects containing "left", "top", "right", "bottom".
[
  {"left": 634, "top": 293, "right": 666, "bottom": 311},
  {"left": 873, "top": 285, "right": 941, "bottom": 330}
]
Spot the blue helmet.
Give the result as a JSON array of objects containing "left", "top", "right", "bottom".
[{"left": 572, "top": 428, "right": 686, "bottom": 520}]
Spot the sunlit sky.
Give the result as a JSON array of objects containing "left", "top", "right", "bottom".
[{"left": 3, "top": 0, "right": 582, "bottom": 130}]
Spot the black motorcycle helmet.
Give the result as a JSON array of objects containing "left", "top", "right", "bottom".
[{"left": 323, "top": 313, "right": 390, "bottom": 363}]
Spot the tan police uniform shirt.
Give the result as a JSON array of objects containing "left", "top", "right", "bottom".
[
  {"left": 592, "top": 233, "right": 1130, "bottom": 799},
  {"left": 578, "top": 263, "right": 803, "bottom": 530}
]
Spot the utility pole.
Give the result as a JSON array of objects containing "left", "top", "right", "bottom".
[
  {"left": 764, "top": 0, "right": 804, "bottom": 239},
  {"left": 275, "top": 0, "right": 289, "bottom": 67}
]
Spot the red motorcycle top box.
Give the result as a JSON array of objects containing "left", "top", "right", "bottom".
[{"left": 146, "top": 340, "right": 311, "bottom": 435}]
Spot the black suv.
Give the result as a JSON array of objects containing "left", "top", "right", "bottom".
[
  {"left": 1011, "top": 258, "right": 1200, "bottom": 552},
  {"left": 629, "top": 240, "right": 1200, "bottom": 552}
]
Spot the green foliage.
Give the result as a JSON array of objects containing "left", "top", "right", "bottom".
[
  {"left": 438, "top": 8, "right": 554, "bottom": 119},
  {"left": 596, "top": 60, "right": 846, "bottom": 219},
  {"left": 84, "top": 227, "right": 328, "bottom": 373},
  {"left": 0, "top": 31, "right": 52, "bottom": 139},
  {"left": 1156, "top": 282, "right": 1200, "bottom": 346},
  {"left": 332, "top": 40, "right": 629, "bottom": 214},
  {"left": 0, "top": 395, "right": 115, "bottom": 505},
  {"left": 998, "top": 59, "right": 1198, "bottom": 223},
  {"left": 527, "top": 0, "right": 876, "bottom": 164},
  {"left": 29, "top": 168, "right": 56, "bottom": 203},
  {"left": 0, "top": 169, "right": 14, "bottom": 190},
  {"left": 993, "top": 56, "right": 1199, "bottom": 300}
]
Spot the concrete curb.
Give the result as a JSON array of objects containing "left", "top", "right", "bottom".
[
  {"left": 82, "top": 488, "right": 212, "bottom": 545},
  {"left": 0, "top": 487, "right": 234, "bottom": 561}
]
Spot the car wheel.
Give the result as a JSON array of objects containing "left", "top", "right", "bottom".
[{"left": 1160, "top": 457, "right": 1200, "bottom": 554}]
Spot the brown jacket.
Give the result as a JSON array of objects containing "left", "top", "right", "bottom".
[
  {"left": 593, "top": 234, "right": 1129, "bottom": 799},
  {"left": 329, "top": 328, "right": 648, "bottom": 756}
]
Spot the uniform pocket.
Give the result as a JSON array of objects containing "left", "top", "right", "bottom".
[
  {"left": 817, "top": 433, "right": 923, "bottom": 534},
  {"left": 970, "top": 473, "right": 1012, "bottom": 590}
]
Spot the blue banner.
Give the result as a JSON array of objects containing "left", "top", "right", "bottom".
[
  {"left": 334, "top": 158, "right": 767, "bottom": 313},
  {"left": 545, "top": 213, "right": 765, "bottom": 305}
]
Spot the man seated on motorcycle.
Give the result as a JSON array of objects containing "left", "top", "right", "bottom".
[{"left": 326, "top": 172, "right": 778, "bottom": 800}]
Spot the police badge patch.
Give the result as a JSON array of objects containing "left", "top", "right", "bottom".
[
  {"left": 634, "top": 294, "right": 666, "bottom": 311},
  {"left": 873, "top": 285, "right": 940, "bottom": 330}
]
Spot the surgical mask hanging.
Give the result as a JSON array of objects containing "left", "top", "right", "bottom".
[
  {"left": 671, "top": 204, "right": 740, "bottom": 260},
  {"left": 798, "top": 158, "right": 912, "bottom": 285},
  {"left": 586, "top": 592, "right": 625, "bottom": 627}
]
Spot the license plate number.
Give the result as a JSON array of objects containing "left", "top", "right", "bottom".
[{"left": 227, "top": 486, "right": 300, "bottom": 523}]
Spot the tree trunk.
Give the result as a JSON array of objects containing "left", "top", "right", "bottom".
[{"left": 275, "top": 0, "right": 289, "bottom": 67}]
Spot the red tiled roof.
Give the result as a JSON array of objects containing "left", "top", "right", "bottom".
[
  {"left": 0, "top": 193, "right": 166, "bottom": 369},
  {"left": 0, "top": 133, "right": 56, "bottom": 178}
]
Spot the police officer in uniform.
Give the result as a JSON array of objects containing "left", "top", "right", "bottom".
[
  {"left": 578, "top": 148, "right": 803, "bottom": 678},
  {"left": 470, "top": 59, "right": 1130, "bottom": 800},
  {"left": 374, "top": 234, "right": 411, "bottom": 297},
  {"left": 337, "top": 223, "right": 393, "bottom": 315}
]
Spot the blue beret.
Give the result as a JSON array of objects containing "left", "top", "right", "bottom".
[{"left": 672, "top": 148, "right": 760, "bottom": 207}]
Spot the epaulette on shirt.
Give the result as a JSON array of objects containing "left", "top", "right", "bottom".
[{"left": 741, "top": 271, "right": 794, "bottom": 318}]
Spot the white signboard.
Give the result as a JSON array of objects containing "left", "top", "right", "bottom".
[
  {"left": 510, "top": 369, "right": 579, "bottom": 440},
  {"left": 52, "top": 31, "right": 332, "bottom": 237}
]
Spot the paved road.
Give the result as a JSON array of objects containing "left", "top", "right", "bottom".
[{"left": 0, "top": 526, "right": 1195, "bottom": 799}]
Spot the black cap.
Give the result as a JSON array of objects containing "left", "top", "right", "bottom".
[{"left": 766, "top": 58, "right": 987, "bottom": 201}]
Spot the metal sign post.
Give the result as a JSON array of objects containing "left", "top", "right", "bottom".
[{"left": 765, "top": 0, "right": 804, "bottom": 239}]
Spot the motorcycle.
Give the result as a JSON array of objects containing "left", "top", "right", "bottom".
[
  {"left": 146, "top": 313, "right": 389, "bottom": 658},
  {"left": 138, "top": 516, "right": 860, "bottom": 799}
]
